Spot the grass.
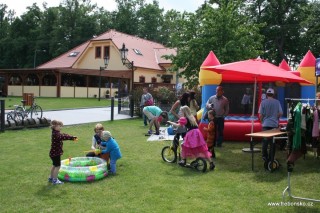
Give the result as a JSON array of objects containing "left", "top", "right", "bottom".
[
  {"left": 2, "top": 97, "right": 112, "bottom": 111},
  {"left": 0, "top": 118, "right": 319, "bottom": 213}
]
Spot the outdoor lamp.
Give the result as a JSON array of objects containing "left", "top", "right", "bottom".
[
  {"left": 98, "top": 56, "right": 109, "bottom": 101},
  {"left": 120, "top": 43, "right": 129, "bottom": 64},
  {"left": 119, "top": 43, "right": 134, "bottom": 92}
]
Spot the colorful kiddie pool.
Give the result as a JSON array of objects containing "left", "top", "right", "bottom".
[{"left": 58, "top": 157, "right": 108, "bottom": 182}]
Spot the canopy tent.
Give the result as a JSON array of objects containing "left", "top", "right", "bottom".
[{"left": 203, "top": 58, "right": 310, "bottom": 83}]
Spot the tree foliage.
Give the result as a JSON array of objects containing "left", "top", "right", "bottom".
[{"left": 0, "top": 0, "right": 320, "bottom": 87}]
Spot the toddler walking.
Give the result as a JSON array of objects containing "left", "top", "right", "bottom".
[
  {"left": 100, "top": 131, "right": 122, "bottom": 174},
  {"left": 49, "top": 120, "right": 77, "bottom": 185},
  {"left": 203, "top": 110, "right": 216, "bottom": 158}
]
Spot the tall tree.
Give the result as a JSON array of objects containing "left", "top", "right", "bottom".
[
  {"left": 167, "top": 0, "right": 264, "bottom": 88},
  {"left": 113, "top": 0, "right": 141, "bottom": 35},
  {"left": 302, "top": 0, "right": 320, "bottom": 58},
  {"left": 51, "top": 0, "right": 99, "bottom": 57},
  {"left": 245, "top": 0, "right": 308, "bottom": 67},
  {"left": 136, "top": 0, "right": 164, "bottom": 43}
]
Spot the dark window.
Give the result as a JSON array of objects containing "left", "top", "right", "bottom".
[
  {"left": 42, "top": 74, "right": 56, "bottom": 86},
  {"left": 151, "top": 77, "right": 157, "bottom": 83},
  {"left": 95, "top": 46, "right": 101, "bottom": 58},
  {"left": 161, "top": 75, "right": 172, "bottom": 83},
  {"left": 139, "top": 76, "right": 145, "bottom": 83},
  {"left": 104, "top": 46, "right": 110, "bottom": 59},
  {"left": 26, "top": 74, "right": 39, "bottom": 85}
]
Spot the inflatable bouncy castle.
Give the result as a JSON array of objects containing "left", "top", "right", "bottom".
[{"left": 198, "top": 51, "right": 316, "bottom": 142}]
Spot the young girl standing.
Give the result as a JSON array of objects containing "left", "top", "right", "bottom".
[{"left": 49, "top": 120, "right": 77, "bottom": 185}]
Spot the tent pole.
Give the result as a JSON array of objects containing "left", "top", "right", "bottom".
[
  {"left": 251, "top": 77, "right": 257, "bottom": 134},
  {"left": 250, "top": 77, "right": 258, "bottom": 171}
]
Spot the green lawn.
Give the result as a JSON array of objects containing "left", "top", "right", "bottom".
[
  {"left": 0, "top": 119, "right": 319, "bottom": 213},
  {"left": 2, "top": 97, "right": 111, "bottom": 111}
]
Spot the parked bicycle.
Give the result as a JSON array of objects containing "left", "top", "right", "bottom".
[
  {"left": 161, "top": 134, "right": 207, "bottom": 173},
  {"left": 7, "top": 97, "right": 43, "bottom": 122}
]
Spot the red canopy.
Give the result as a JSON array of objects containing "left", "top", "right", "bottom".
[{"left": 204, "top": 58, "right": 312, "bottom": 84}]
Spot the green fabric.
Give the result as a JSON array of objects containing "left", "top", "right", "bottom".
[
  {"left": 168, "top": 104, "right": 180, "bottom": 122},
  {"left": 293, "top": 102, "right": 301, "bottom": 150}
]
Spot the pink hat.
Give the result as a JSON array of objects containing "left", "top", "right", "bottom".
[{"left": 178, "top": 117, "right": 187, "bottom": 126}]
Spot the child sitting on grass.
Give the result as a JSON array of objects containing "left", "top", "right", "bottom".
[
  {"left": 49, "top": 120, "right": 77, "bottom": 185},
  {"left": 86, "top": 123, "right": 104, "bottom": 157},
  {"left": 100, "top": 131, "right": 122, "bottom": 175},
  {"left": 86, "top": 123, "right": 110, "bottom": 170}
]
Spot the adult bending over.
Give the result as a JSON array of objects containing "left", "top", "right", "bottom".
[{"left": 143, "top": 106, "right": 168, "bottom": 135}]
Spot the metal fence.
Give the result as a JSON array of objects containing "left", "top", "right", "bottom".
[{"left": 0, "top": 100, "right": 4, "bottom": 132}]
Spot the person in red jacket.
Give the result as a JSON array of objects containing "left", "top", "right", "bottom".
[
  {"left": 48, "top": 120, "right": 77, "bottom": 185},
  {"left": 203, "top": 110, "right": 216, "bottom": 158}
]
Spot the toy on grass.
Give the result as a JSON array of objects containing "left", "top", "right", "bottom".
[{"left": 83, "top": 148, "right": 101, "bottom": 155}]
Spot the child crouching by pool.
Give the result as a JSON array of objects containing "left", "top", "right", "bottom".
[{"left": 100, "top": 131, "right": 122, "bottom": 175}]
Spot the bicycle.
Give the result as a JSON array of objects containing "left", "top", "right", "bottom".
[
  {"left": 161, "top": 133, "right": 207, "bottom": 173},
  {"left": 7, "top": 97, "right": 43, "bottom": 122}
]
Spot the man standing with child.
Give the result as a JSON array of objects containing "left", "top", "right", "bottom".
[{"left": 206, "top": 86, "right": 229, "bottom": 148}]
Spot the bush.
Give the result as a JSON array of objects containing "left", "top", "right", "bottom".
[{"left": 153, "top": 86, "right": 176, "bottom": 105}]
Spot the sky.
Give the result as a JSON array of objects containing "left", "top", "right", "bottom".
[{"left": 2, "top": 0, "right": 205, "bottom": 16}]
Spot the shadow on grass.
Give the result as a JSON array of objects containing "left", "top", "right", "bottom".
[
  {"left": 36, "top": 184, "right": 68, "bottom": 197},
  {"left": 209, "top": 142, "right": 319, "bottom": 184}
]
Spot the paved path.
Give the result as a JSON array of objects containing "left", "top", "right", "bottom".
[
  {"left": 5, "top": 107, "right": 134, "bottom": 126},
  {"left": 44, "top": 107, "right": 134, "bottom": 125}
]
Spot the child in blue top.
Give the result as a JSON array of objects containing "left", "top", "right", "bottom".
[{"left": 100, "top": 131, "right": 122, "bottom": 175}]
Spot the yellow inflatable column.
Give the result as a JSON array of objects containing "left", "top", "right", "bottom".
[{"left": 298, "top": 50, "right": 316, "bottom": 103}]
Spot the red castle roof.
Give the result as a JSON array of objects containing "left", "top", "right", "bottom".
[
  {"left": 201, "top": 51, "right": 220, "bottom": 67},
  {"left": 299, "top": 50, "right": 316, "bottom": 67}
]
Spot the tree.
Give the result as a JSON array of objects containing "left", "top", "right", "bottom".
[
  {"left": 167, "top": 0, "right": 264, "bottom": 88},
  {"left": 113, "top": 0, "right": 141, "bottom": 35},
  {"left": 302, "top": 0, "right": 320, "bottom": 58},
  {"left": 136, "top": 0, "right": 164, "bottom": 43},
  {"left": 245, "top": 0, "right": 309, "bottom": 67}
]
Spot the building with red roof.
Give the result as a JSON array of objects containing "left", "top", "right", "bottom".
[{"left": 0, "top": 29, "right": 180, "bottom": 98}]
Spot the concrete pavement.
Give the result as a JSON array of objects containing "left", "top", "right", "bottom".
[{"left": 43, "top": 107, "right": 134, "bottom": 125}]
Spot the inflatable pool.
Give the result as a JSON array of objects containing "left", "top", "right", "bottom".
[{"left": 58, "top": 157, "right": 108, "bottom": 182}]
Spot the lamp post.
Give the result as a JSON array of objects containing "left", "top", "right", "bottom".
[
  {"left": 98, "top": 56, "right": 109, "bottom": 101},
  {"left": 34, "top": 49, "right": 46, "bottom": 68},
  {"left": 119, "top": 43, "right": 134, "bottom": 92}
]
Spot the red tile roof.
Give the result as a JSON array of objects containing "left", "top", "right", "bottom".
[
  {"left": 38, "top": 29, "right": 175, "bottom": 71},
  {"left": 37, "top": 42, "right": 89, "bottom": 69}
]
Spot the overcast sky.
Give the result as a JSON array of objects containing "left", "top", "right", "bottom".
[{"left": 2, "top": 0, "right": 205, "bottom": 16}]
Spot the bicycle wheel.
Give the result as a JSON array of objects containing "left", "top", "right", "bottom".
[
  {"left": 267, "top": 160, "right": 278, "bottom": 172},
  {"left": 14, "top": 106, "right": 27, "bottom": 120},
  {"left": 15, "top": 106, "right": 24, "bottom": 115},
  {"left": 6, "top": 112, "right": 15, "bottom": 121},
  {"left": 15, "top": 112, "right": 24, "bottom": 122},
  {"left": 194, "top": 157, "right": 207, "bottom": 173},
  {"left": 31, "top": 105, "right": 43, "bottom": 119},
  {"left": 161, "top": 146, "right": 177, "bottom": 163}
]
